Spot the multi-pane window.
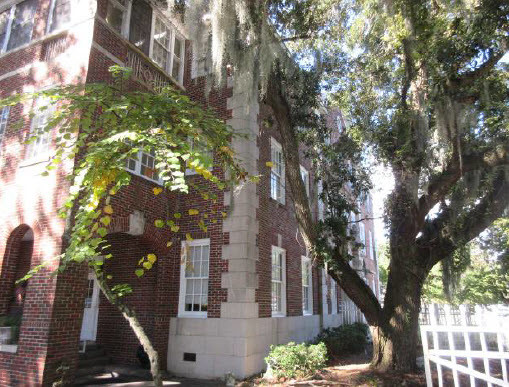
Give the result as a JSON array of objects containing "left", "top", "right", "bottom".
[
  {"left": 270, "top": 138, "right": 285, "bottom": 204},
  {"left": 84, "top": 279, "right": 94, "bottom": 308},
  {"left": 271, "top": 246, "right": 286, "bottom": 316},
  {"left": 48, "top": 0, "right": 72, "bottom": 32},
  {"left": 129, "top": 0, "right": 152, "bottom": 55},
  {"left": 179, "top": 239, "right": 209, "bottom": 317},
  {"left": 125, "top": 145, "right": 161, "bottom": 183},
  {"left": 106, "top": 0, "right": 131, "bottom": 36},
  {"left": 301, "top": 256, "right": 312, "bottom": 315},
  {"left": 359, "top": 222, "right": 366, "bottom": 255},
  {"left": 300, "top": 165, "right": 310, "bottom": 198},
  {"left": 330, "top": 277, "right": 338, "bottom": 314},
  {"left": 0, "top": 0, "right": 37, "bottom": 53},
  {"left": 150, "top": 15, "right": 185, "bottom": 84},
  {"left": 26, "top": 97, "right": 54, "bottom": 160},
  {"left": 0, "top": 106, "right": 10, "bottom": 150}
]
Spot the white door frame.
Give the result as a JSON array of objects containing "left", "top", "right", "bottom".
[{"left": 80, "top": 270, "right": 100, "bottom": 342}]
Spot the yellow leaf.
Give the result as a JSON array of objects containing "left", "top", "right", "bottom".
[
  {"left": 104, "top": 205, "right": 114, "bottom": 214},
  {"left": 143, "top": 261, "right": 153, "bottom": 270},
  {"left": 211, "top": 219, "right": 217, "bottom": 224},
  {"left": 174, "top": 213, "right": 182, "bottom": 219},
  {"left": 221, "top": 211, "right": 227, "bottom": 218},
  {"left": 265, "top": 161, "right": 274, "bottom": 168},
  {"left": 166, "top": 241, "right": 173, "bottom": 247},
  {"left": 153, "top": 187, "right": 163, "bottom": 195},
  {"left": 100, "top": 216, "right": 111, "bottom": 226},
  {"left": 188, "top": 209, "right": 199, "bottom": 216},
  {"left": 170, "top": 225, "right": 180, "bottom": 232},
  {"left": 186, "top": 233, "right": 193, "bottom": 241},
  {"left": 147, "top": 253, "right": 157, "bottom": 263}
]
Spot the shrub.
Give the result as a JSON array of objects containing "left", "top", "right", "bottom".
[
  {"left": 315, "top": 322, "right": 369, "bottom": 357},
  {"left": 265, "top": 341, "right": 327, "bottom": 379}
]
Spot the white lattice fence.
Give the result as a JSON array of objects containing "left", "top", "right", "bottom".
[{"left": 420, "top": 304, "right": 509, "bottom": 387}]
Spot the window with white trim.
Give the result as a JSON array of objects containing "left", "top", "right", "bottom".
[
  {"left": 105, "top": 0, "right": 131, "bottom": 36},
  {"left": 179, "top": 239, "right": 209, "bottom": 317},
  {"left": 150, "top": 14, "right": 185, "bottom": 84},
  {"left": 0, "top": 106, "right": 10, "bottom": 150},
  {"left": 271, "top": 246, "right": 286, "bottom": 316},
  {"left": 0, "top": 0, "right": 37, "bottom": 53},
  {"left": 48, "top": 0, "right": 72, "bottom": 32},
  {"left": 330, "top": 277, "right": 338, "bottom": 314},
  {"left": 301, "top": 256, "right": 312, "bottom": 315},
  {"left": 359, "top": 222, "right": 366, "bottom": 256},
  {"left": 270, "top": 138, "right": 285, "bottom": 204},
  {"left": 185, "top": 136, "right": 213, "bottom": 175},
  {"left": 26, "top": 96, "right": 54, "bottom": 160},
  {"left": 125, "top": 146, "right": 161, "bottom": 183},
  {"left": 300, "top": 165, "right": 310, "bottom": 198}
]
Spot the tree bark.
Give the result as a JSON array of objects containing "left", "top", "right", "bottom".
[{"left": 93, "top": 269, "right": 163, "bottom": 387}]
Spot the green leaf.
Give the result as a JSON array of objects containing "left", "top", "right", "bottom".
[{"left": 135, "top": 269, "right": 144, "bottom": 277}]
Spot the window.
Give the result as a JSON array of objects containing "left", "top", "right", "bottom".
[
  {"left": 300, "top": 165, "right": 310, "bottom": 198},
  {"left": 150, "top": 14, "right": 185, "bottom": 84},
  {"left": 125, "top": 146, "right": 161, "bottom": 183},
  {"left": 128, "top": 0, "right": 152, "bottom": 55},
  {"left": 371, "top": 232, "right": 376, "bottom": 261},
  {"left": 270, "top": 138, "right": 285, "bottom": 204},
  {"left": 271, "top": 246, "right": 286, "bottom": 316},
  {"left": 48, "top": 0, "right": 72, "bottom": 32},
  {"left": 301, "top": 256, "right": 312, "bottom": 315},
  {"left": 359, "top": 222, "right": 366, "bottom": 256},
  {"left": 0, "top": 106, "right": 10, "bottom": 149},
  {"left": 105, "top": 0, "right": 131, "bottom": 36},
  {"left": 317, "top": 181, "right": 324, "bottom": 220},
  {"left": 330, "top": 277, "right": 337, "bottom": 314},
  {"left": 185, "top": 136, "right": 213, "bottom": 175},
  {"left": 0, "top": 0, "right": 37, "bottom": 53},
  {"left": 26, "top": 96, "right": 54, "bottom": 160},
  {"left": 179, "top": 239, "right": 209, "bottom": 317}
]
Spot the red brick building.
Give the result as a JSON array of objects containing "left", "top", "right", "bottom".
[{"left": 0, "top": 1, "right": 379, "bottom": 385}]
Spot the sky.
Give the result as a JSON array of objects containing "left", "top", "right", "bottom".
[{"left": 371, "top": 163, "right": 394, "bottom": 247}]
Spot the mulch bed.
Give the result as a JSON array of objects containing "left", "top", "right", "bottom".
[{"left": 236, "top": 353, "right": 427, "bottom": 386}]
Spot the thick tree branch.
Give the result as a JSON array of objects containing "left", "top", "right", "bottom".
[
  {"left": 328, "top": 249, "right": 383, "bottom": 325},
  {"left": 447, "top": 48, "right": 507, "bottom": 90},
  {"left": 417, "top": 144, "right": 509, "bottom": 229},
  {"left": 419, "top": 169, "right": 509, "bottom": 268}
]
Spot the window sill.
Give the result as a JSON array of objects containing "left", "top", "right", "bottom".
[
  {"left": 269, "top": 196, "right": 285, "bottom": 206},
  {"left": 0, "top": 344, "right": 17, "bottom": 353},
  {"left": 271, "top": 313, "right": 286, "bottom": 318},
  {"left": 126, "top": 170, "right": 163, "bottom": 186},
  {"left": 177, "top": 313, "right": 207, "bottom": 319},
  {"left": 303, "top": 312, "right": 313, "bottom": 316},
  {"left": 18, "top": 155, "right": 51, "bottom": 168}
]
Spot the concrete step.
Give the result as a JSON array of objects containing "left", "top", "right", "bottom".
[
  {"left": 79, "top": 347, "right": 106, "bottom": 360},
  {"left": 78, "top": 355, "right": 111, "bottom": 369}
]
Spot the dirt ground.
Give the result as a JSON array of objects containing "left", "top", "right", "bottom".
[{"left": 237, "top": 353, "right": 427, "bottom": 387}]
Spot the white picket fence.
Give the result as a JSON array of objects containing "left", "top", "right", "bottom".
[{"left": 420, "top": 304, "right": 509, "bottom": 387}]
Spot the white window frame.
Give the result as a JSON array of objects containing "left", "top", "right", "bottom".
[
  {"left": 178, "top": 238, "right": 210, "bottom": 318},
  {"left": 185, "top": 136, "right": 213, "bottom": 176},
  {"left": 125, "top": 146, "right": 163, "bottom": 185},
  {"left": 0, "top": 0, "right": 36, "bottom": 54},
  {"left": 359, "top": 222, "right": 366, "bottom": 256},
  {"left": 330, "top": 277, "right": 338, "bottom": 314},
  {"left": 0, "top": 106, "right": 10, "bottom": 150},
  {"left": 104, "top": 0, "right": 131, "bottom": 37},
  {"left": 148, "top": 11, "right": 185, "bottom": 85},
  {"left": 270, "top": 138, "right": 285, "bottom": 204},
  {"left": 271, "top": 246, "right": 286, "bottom": 317},
  {"left": 300, "top": 165, "right": 310, "bottom": 198},
  {"left": 25, "top": 95, "right": 54, "bottom": 161},
  {"left": 301, "top": 256, "right": 313, "bottom": 315},
  {"left": 321, "top": 269, "right": 328, "bottom": 316}
]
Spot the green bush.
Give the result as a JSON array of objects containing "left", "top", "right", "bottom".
[
  {"left": 315, "top": 322, "right": 369, "bottom": 356},
  {"left": 265, "top": 341, "right": 327, "bottom": 379}
]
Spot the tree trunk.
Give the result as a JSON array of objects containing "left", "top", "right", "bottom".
[
  {"left": 370, "top": 256, "right": 425, "bottom": 371},
  {"left": 93, "top": 269, "right": 163, "bottom": 387}
]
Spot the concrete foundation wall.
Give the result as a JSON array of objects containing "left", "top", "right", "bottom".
[{"left": 167, "top": 314, "right": 321, "bottom": 379}]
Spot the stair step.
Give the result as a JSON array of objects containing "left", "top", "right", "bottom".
[
  {"left": 78, "top": 355, "right": 111, "bottom": 369},
  {"left": 75, "top": 364, "right": 109, "bottom": 378},
  {"left": 79, "top": 347, "right": 106, "bottom": 360}
]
